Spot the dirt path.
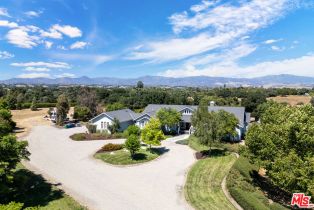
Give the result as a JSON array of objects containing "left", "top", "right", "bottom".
[
  {"left": 221, "top": 153, "right": 243, "bottom": 210},
  {"left": 25, "top": 126, "right": 196, "bottom": 210}
]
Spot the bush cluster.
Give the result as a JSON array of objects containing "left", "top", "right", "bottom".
[{"left": 98, "top": 143, "right": 123, "bottom": 152}]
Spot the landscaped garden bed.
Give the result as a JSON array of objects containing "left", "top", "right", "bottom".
[
  {"left": 94, "top": 146, "right": 167, "bottom": 165},
  {"left": 70, "top": 132, "right": 124, "bottom": 141}
]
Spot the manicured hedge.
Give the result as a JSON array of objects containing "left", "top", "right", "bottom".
[
  {"left": 226, "top": 157, "right": 288, "bottom": 210},
  {"left": 97, "top": 143, "right": 124, "bottom": 152}
]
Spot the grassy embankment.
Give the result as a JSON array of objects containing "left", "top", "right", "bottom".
[{"left": 1, "top": 164, "right": 86, "bottom": 210}]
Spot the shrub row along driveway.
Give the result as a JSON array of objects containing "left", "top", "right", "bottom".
[{"left": 24, "top": 126, "right": 196, "bottom": 210}]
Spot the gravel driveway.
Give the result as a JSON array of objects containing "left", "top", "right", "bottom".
[{"left": 24, "top": 126, "right": 196, "bottom": 210}]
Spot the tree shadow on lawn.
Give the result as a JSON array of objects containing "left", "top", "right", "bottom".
[
  {"left": 1, "top": 168, "right": 65, "bottom": 208},
  {"left": 133, "top": 147, "right": 170, "bottom": 160},
  {"left": 196, "top": 148, "right": 227, "bottom": 159}
]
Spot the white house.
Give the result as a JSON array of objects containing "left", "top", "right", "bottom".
[{"left": 89, "top": 103, "right": 250, "bottom": 140}]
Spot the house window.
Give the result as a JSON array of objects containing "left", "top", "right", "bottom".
[
  {"left": 101, "top": 122, "right": 104, "bottom": 129},
  {"left": 183, "top": 109, "right": 192, "bottom": 115}
]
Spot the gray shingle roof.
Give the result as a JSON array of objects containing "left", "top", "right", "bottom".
[
  {"left": 91, "top": 104, "right": 248, "bottom": 128},
  {"left": 90, "top": 109, "right": 140, "bottom": 123},
  {"left": 143, "top": 104, "right": 246, "bottom": 127}
]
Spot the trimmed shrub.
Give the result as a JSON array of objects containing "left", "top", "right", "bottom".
[
  {"left": 98, "top": 143, "right": 123, "bottom": 152},
  {"left": 124, "top": 125, "right": 141, "bottom": 137},
  {"left": 86, "top": 124, "right": 97, "bottom": 134},
  {"left": 125, "top": 134, "right": 141, "bottom": 157},
  {"left": 70, "top": 133, "right": 86, "bottom": 141}
]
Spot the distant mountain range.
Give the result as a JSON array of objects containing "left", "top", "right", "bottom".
[{"left": 1, "top": 74, "right": 314, "bottom": 87}]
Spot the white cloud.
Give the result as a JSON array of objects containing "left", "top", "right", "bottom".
[
  {"left": 24, "top": 67, "right": 50, "bottom": 72},
  {"left": 0, "top": 8, "right": 10, "bottom": 17},
  {"left": 51, "top": 53, "right": 112, "bottom": 65},
  {"left": 56, "top": 73, "right": 75, "bottom": 78},
  {"left": 24, "top": 10, "right": 42, "bottom": 18},
  {"left": 190, "top": 0, "right": 219, "bottom": 13},
  {"left": 11, "top": 61, "right": 71, "bottom": 69},
  {"left": 17, "top": 73, "right": 51, "bottom": 79},
  {"left": 169, "top": 0, "right": 292, "bottom": 34},
  {"left": 264, "top": 39, "right": 282, "bottom": 44},
  {"left": 128, "top": 33, "right": 233, "bottom": 62},
  {"left": 129, "top": 0, "right": 299, "bottom": 62},
  {"left": 6, "top": 27, "right": 40, "bottom": 48},
  {"left": 51, "top": 24, "right": 82, "bottom": 38},
  {"left": 44, "top": 41, "right": 53, "bottom": 49},
  {"left": 70, "top": 41, "right": 88, "bottom": 49},
  {"left": 0, "top": 20, "right": 18, "bottom": 28},
  {"left": 160, "top": 54, "right": 314, "bottom": 78},
  {"left": 271, "top": 45, "right": 285, "bottom": 52},
  {"left": 40, "top": 28, "right": 62, "bottom": 39},
  {"left": 0, "top": 51, "right": 14, "bottom": 59}
]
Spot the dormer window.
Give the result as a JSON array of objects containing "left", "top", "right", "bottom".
[{"left": 182, "top": 108, "right": 192, "bottom": 115}]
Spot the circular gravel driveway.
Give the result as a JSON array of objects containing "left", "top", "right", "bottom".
[{"left": 24, "top": 126, "right": 196, "bottom": 210}]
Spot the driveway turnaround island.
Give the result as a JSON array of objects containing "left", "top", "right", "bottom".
[{"left": 24, "top": 126, "right": 196, "bottom": 210}]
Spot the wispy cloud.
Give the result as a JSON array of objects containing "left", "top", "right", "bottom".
[
  {"left": 271, "top": 45, "right": 285, "bottom": 52},
  {"left": 17, "top": 73, "right": 51, "bottom": 78},
  {"left": 0, "top": 51, "right": 14, "bottom": 59},
  {"left": 264, "top": 39, "right": 282, "bottom": 44},
  {"left": 128, "top": 0, "right": 299, "bottom": 63},
  {"left": 55, "top": 73, "right": 75, "bottom": 78},
  {"left": 51, "top": 24, "right": 82, "bottom": 38},
  {"left": 160, "top": 54, "right": 314, "bottom": 78},
  {"left": 51, "top": 53, "right": 112, "bottom": 65},
  {"left": 24, "top": 67, "right": 50, "bottom": 72},
  {"left": 0, "top": 20, "right": 18, "bottom": 28},
  {"left": 24, "top": 10, "right": 42, "bottom": 18},
  {"left": 11, "top": 61, "right": 71, "bottom": 69},
  {"left": 70, "top": 41, "right": 89, "bottom": 49},
  {"left": 0, "top": 8, "right": 10, "bottom": 17}
]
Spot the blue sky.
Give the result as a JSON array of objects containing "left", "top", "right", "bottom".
[{"left": 0, "top": 0, "right": 314, "bottom": 79}]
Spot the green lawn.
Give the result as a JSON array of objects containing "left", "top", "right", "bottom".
[
  {"left": 188, "top": 135, "right": 240, "bottom": 153},
  {"left": 95, "top": 147, "right": 166, "bottom": 165},
  {"left": 185, "top": 154, "right": 237, "bottom": 210},
  {"left": 0, "top": 164, "right": 86, "bottom": 210}
]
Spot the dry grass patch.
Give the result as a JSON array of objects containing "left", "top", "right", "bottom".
[
  {"left": 267, "top": 95, "right": 311, "bottom": 106},
  {"left": 11, "top": 108, "right": 51, "bottom": 138}
]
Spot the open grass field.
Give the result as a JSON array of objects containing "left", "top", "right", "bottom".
[
  {"left": 1, "top": 164, "right": 86, "bottom": 210},
  {"left": 94, "top": 147, "right": 165, "bottom": 165},
  {"left": 185, "top": 154, "right": 237, "bottom": 210},
  {"left": 11, "top": 108, "right": 51, "bottom": 138},
  {"left": 267, "top": 95, "right": 311, "bottom": 106}
]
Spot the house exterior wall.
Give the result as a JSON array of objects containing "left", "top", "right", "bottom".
[
  {"left": 92, "top": 116, "right": 134, "bottom": 133},
  {"left": 93, "top": 115, "right": 113, "bottom": 133},
  {"left": 135, "top": 117, "right": 150, "bottom": 129}
]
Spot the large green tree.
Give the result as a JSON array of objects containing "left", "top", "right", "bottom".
[
  {"left": 245, "top": 102, "right": 314, "bottom": 196},
  {"left": 141, "top": 118, "right": 165, "bottom": 150},
  {"left": 192, "top": 99, "right": 239, "bottom": 153},
  {"left": 0, "top": 106, "right": 29, "bottom": 195},
  {"left": 156, "top": 108, "right": 181, "bottom": 134},
  {"left": 56, "top": 94, "right": 70, "bottom": 126}
]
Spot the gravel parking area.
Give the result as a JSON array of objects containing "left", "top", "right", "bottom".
[{"left": 24, "top": 126, "right": 196, "bottom": 210}]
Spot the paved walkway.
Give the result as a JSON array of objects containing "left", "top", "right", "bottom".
[{"left": 24, "top": 126, "right": 196, "bottom": 210}]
